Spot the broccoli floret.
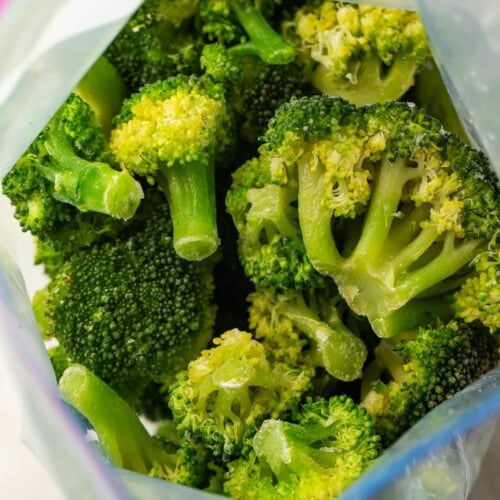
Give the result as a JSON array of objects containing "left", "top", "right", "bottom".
[
  {"left": 248, "top": 287, "right": 368, "bottom": 381},
  {"left": 105, "top": 0, "right": 203, "bottom": 91},
  {"left": 199, "top": 0, "right": 295, "bottom": 65},
  {"left": 202, "top": 44, "right": 312, "bottom": 144},
  {"left": 2, "top": 63, "right": 143, "bottom": 274},
  {"left": 47, "top": 345, "right": 70, "bottom": 381},
  {"left": 413, "top": 60, "right": 468, "bottom": 143},
  {"left": 36, "top": 191, "right": 216, "bottom": 404},
  {"left": 285, "top": 1, "right": 429, "bottom": 105},
  {"left": 59, "top": 364, "right": 213, "bottom": 488},
  {"left": 361, "top": 320, "right": 499, "bottom": 445},
  {"left": 168, "top": 329, "right": 311, "bottom": 461},
  {"left": 110, "top": 75, "right": 235, "bottom": 260},
  {"left": 226, "top": 153, "right": 327, "bottom": 289},
  {"left": 224, "top": 395, "right": 381, "bottom": 499},
  {"left": 454, "top": 235, "right": 499, "bottom": 333},
  {"left": 259, "top": 96, "right": 499, "bottom": 337}
]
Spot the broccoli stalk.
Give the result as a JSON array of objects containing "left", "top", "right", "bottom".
[
  {"left": 110, "top": 76, "right": 235, "bottom": 260},
  {"left": 201, "top": 0, "right": 295, "bottom": 65},
  {"left": 226, "top": 2, "right": 295, "bottom": 64},
  {"left": 59, "top": 364, "right": 175, "bottom": 475},
  {"left": 39, "top": 121, "right": 142, "bottom": 221}
]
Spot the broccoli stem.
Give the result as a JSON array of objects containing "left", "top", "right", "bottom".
[
  {"left": 372, "top": 297, "right": 454, "bottom": 338},
  {"left": 159, "top": 158, "right": 219, "bottom": 261},
  {"left": 229, "top": 3, "right": 295, "bottom": 65},
  {"left": 277, "top": 295, "right": 367, "bottom": 382},
  {"left": 42, "top": 127, "right": 143, "bottom": 220},
  {"left": 314, "top": 53, "right": 417, "bottom": 106},
  {"left": 59, "top": 364, "right": 174, "bottom": 474}
]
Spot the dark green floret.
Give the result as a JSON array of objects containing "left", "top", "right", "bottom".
[
  {"left": 37, "top": 191, "right": 215, "bottom": 404},
  {"left": 105, "top": 0, "right": 203, "bottom": 91},
  {"left": 361, "top": 320, "right": 499, "bottom": 445},
  {"left": 224, "top": 395, "right": 381, "bottom": 499}
]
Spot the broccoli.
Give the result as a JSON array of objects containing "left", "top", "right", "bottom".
[
  {"left": 361, "top": 320, "right": 499, "bottom": 445},
  {"left": 224, "top": 395, "right": 381, "bottom": 499},
  {"left": 454, "top": 235, "right": 499, "bottom": 333},
  {"left": 47, "top": 345, "right": 70, "bottom": 382},
  {"left": 284, "top": 1, "right": 429, "bottom": 105},
  {"left": 168, "top": 329, "right": 311, "bottom": 461},
  {"left": 59, "top": 364, "right": 213, "bottom": 488},
  {"left": 105, "top": 0, "right": 203, "bottom": 91},
  {"left": 1, "top": 61, "right": 142, "bottom": 275},
  {"left": 110, "top": 75, "right": 235, "bottom": 261},
  {"left": 248, "top": 287, "right": 368, "bottom": 381},
  {"left": 202, "top": 44, "right": 312, "bottom": 144},
  {"left": 226, "top": 152, "right": 327, "bottom": 290},
  {"left": 257, "top": 96, "right": 499, "bottom": 337},
  {"left": 35, "top": 190, "right": 216, "bottom": 404},
  {"left": 199, "top": 0, "right": 295, "bottom": 65}
]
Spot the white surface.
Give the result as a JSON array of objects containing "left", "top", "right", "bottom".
[{"left": 0, "top": 193, "right": 62, "bottom": 499}]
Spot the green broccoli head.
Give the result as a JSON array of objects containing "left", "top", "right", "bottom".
[
  {"left": 111, "top": 75, "right": 235, "bottom": 260},
  {"left": 259, "top": 95, "right": 499, "bottom": 337},
  {"left": 38, "top": 191, "right": 215, "bottom": 404},
  {"left": 2, "top": 93, "right": 143, "bottom": 275},
  {"left": 454, "top": 235, "right": 499, "bottom": 333},
  {"left": 59, "top": 364, "right": 214, "bottom": 488},
  {"left": 105, "top": 0, "right": 203, "bottom": 91},
  {"left": 224, "top": 395, "right": 381, "bottom": 499},
  {"left": 285, "top": 1, "right": 429, "bottom": 105},
  {"left": 168, "top": 329, "right": 311, "bottom": 461},
  {"left": 248, "top": 286, "right": 368, "bottom": 381},
  {"left": 199, "top": 0, "right": 295, "bottom": 65},
  {"left": 226, "top": 153, "right": 327, "bottom": 290},
  {"left": 361, "top": 320, "right": 499, "bottom": 445}
]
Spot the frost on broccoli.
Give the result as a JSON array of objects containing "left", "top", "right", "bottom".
[
  {"left": 361, "top": 320, "right": 499, "bottom": 445},
  {"left": 260, "top": 96, "right": 499, "bottom": 337},
  {"left": 248, "top": 287, "right": 368, "bottom": 381},
  {"left": 168, "top": 329, "right": 311, "bottom": 461},
  {"left": 37, "top": 191, "right": 216, "bottom": 404},
  {"left": 224, "top": 395, "right": 381, "bottom": 499},
  {"left": 110, "top": 75, "right": 235, "bottom": 260},
  {"left": 285, "top": 1, "right": 429, "bottom": 104}
]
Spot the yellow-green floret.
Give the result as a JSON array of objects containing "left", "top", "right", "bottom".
[
  {"left": 248, "top": 286, "right": 368, "bottom": 381},
  {"left": 361, "top": 320, "right": 499, "bottom": 445},
  {"left": 454, "top": 235, "right": 499, "bottom": 333},
  {"left": 285, "top": 1, "right": 429, "bottom": 104},
  {"left": 110, "top": 75, "right": 235, "bottom": 260},
  {"left": 224, "top": 395, "right": 381, "bottom": 499},
  {"left": 258, "top": 95, "right": 499, "bottom": 337},
  {"left": 168, "top": 329, "right": 311, "bottom": 461},
  {"left": 36, "top": 190, "right": 215, "bottom": 405}
]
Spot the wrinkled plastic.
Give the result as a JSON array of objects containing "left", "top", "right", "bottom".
[{"left": 0, "top": 1, "right": 499, "bottom": 499}]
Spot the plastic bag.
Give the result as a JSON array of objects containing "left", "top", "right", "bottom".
[{"left": 0, "top": 1, "right": 498, "bottom": 499}]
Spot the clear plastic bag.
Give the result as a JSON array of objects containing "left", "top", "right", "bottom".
[{"left": 0, "top": 1, "right": 498, "bottom": 499}]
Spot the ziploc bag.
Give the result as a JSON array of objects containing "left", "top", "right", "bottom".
[{"left": 0, "top": 1, "right": 498, "bottom": 499}]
